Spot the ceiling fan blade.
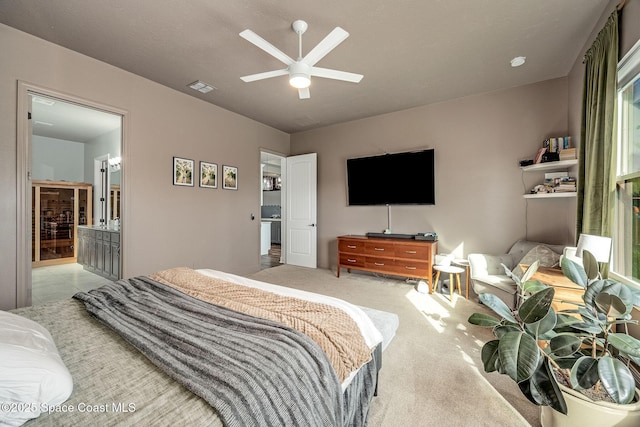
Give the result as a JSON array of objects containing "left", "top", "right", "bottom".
[
  {"left": 298, "top": 87, "right": 310, "bottom": 99},
  {"left": 310, "top": 67, "right": 363, "bottom": 83},
  {"left": 240, "top": 69, "right": 288, "bottom": 82},
  {"left": 301, "top": 27, "right": 349, "bottom": 66},
  {"left": 240, "top": 29, "right": 294, "bottom": 65}
]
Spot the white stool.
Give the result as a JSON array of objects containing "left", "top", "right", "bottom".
[
  {"left": 452, "top": 258, "right": 470, "bottom": 300},
  {"left": 432, "top": 265, "right": 465, "bottom": 299}
]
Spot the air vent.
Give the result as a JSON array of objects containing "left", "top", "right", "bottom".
[{"left": 188, "top": 80, "right": 216, "bottom": 94}]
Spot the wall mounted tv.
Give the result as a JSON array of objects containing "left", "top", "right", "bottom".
[{"left": 346, "top": 149, "right": 435, "bottom": 206}]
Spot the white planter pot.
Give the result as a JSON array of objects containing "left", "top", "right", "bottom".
[{"left": 540, "top": 384, "right": 640, "bottom": 427}]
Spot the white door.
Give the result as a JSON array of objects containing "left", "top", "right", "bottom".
[{"left": 285, "top": 153, "right": 317, "bottom": 268}]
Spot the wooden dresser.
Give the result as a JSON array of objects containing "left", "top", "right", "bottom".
[{"left": 337, "top": 235, "right": 437, "bottom": 292}]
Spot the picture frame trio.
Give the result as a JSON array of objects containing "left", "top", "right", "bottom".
[{"left": 173, "top": 156, "right": 238, "bottom": 190}]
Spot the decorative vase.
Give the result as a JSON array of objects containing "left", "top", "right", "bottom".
[{"left": 540, "top": 384, "right": 640, "bottom": 427}]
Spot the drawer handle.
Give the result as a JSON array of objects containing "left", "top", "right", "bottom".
[
  {"left": 374, "top": 247, "right": 385, "bottom": 251},
  {"left": 347, "top": 245, "right": 357, "bottom": 248},
  {"left": 374, "top": 262, "right": 385, "bottom": 266},
  {"left": 405, "top": 266, "right": 417, "bottom": 270},
  {"left": 347, "top": 259, "right": 357, "bottom": 263},
  {"left": 405, "top": 250, "right": 417, "bottom": 254}
]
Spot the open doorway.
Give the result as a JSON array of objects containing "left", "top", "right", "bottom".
[
  {"left": 260, "top": 151, "right": 285, "bottom": 269},
  {"left": 20, "top": 87, "right": 124, "bottom": 306}
]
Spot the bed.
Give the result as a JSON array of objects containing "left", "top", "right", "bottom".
[{"left": 2, "top": 267, "right": 399, "bottom": 426}]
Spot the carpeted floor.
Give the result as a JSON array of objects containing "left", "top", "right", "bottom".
[{"left": 249, "top": 264, "right": 540, "bottom": 427}]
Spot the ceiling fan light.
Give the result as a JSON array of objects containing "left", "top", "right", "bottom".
[
  {"left": 290, "top": 74, "right": 311, "bottom": 89},
  {"left": 510, "top": 56, "right": 526, "bottom": 67}
]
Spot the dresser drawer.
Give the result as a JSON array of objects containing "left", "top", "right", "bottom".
[
  {"left": 365, "top": 257, "right": 394, "bottom": 270},
  {"left": 394, "top": 244, "right": 431, "bottom": 260},
  {"left": 339, "top": 239, "right": 365, "bottom": 253},
  {"left": 339, "top": 253, "right": 366, "bottom": 268},
  {"left": 364, "top": 241, "right": 395, "bottom": 256},
  {"left": 392, "top": 261, "right": 430, "bottom": 277}
]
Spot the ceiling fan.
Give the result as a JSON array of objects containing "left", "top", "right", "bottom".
[{"left": 240, "top": 20, "right": 363, "bottom": 99}]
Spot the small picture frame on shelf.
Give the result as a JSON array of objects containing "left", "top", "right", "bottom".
[
  {"left": 173, "top": 156, "right": 194, "bottom": 186},
  {"left": 223, "top": 165, "right": 238, "bottom": 190},
  {"left": 199, "top": 161, "right": 217, "bottom": 189}
]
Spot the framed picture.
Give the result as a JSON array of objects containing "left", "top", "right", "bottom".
[
  {"left": 199, "top": 161, "right": 218, "bottom": 189},
  {"left": 223, "top": 165, "right": 238, "bottom": 190},
  {"left": 173, "top": 157, "right": 194, "bottom": 186}
]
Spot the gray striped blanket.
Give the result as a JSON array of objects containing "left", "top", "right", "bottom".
[{"left": 73, "top": 276, "right": 344, "bottom": 427}]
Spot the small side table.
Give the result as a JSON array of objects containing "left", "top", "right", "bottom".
[
  {"left": 432, "top": 265, "right": 465, "bottom": 299},
  {"left": 452, "top": 258, "right": 470, "bottom": 300}
]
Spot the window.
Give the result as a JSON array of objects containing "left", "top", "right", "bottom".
[{"left": 614, "top": 40, "right": 640, "bottom": 284}]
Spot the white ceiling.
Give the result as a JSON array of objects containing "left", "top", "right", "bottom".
[
  {"left": 0, "top": 0, "right": 611, "bottom": 134},
  {"left": 31, "top": 96, "right": 121, "bottom": 142}
]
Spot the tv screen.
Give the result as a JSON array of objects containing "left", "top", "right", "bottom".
[{"left": 346, "top": 149, "right": 435, "bottom": 206}]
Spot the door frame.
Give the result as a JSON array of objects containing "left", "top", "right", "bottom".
[
  {"left": 260, "top": 149, "right": 287, "bottom": 264},
  {"left": 16, "top": 81, "right": 129, "bottom": 307}
]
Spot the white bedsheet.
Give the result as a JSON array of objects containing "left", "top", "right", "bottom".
[{"left": 196, "top": 269, "right": 383, "bottom": 390}]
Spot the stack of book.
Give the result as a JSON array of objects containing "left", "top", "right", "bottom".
[
  {"left": 559, "top": 148, "right": 577, "bottom": 160},
  {"left": 555, "top": 177, "right": 577, "bottom": 192},
  {"left": 543, "top": 172, "right": 577, "bottom": 193}
]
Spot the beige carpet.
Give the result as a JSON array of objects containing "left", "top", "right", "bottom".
[{"left": 249, "top": 265, "right": 541, "bottom": 427}]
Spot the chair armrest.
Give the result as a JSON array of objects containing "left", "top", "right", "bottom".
[
  {"left": 562, "top": 246, "right": 583, "bottom": 266},
  {"left": 468, "top": 253, "right": 516, "bottom": 278}
]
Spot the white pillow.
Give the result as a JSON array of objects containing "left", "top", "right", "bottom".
[
  {"left": 519, "top": 245, "right": 561, "bottom": 268},
  {"left": 0, "top": 311, "right": 73, "bottom": 426}
]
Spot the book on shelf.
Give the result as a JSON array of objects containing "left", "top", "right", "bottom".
[
  {"left": 555, "top": 186, "right": 577, "bottom": 192},
  {"left": 544, "top": 171, "right": 569, "bottom": 180},
  {"left": 541, "top": 135, "right": 571, "bottom": 154},
  {"left": 534, "top": 147, "right": 547, "bottom": 164},
  {"left": 559, "top": 148, "right": 577, "bottom": 160}
]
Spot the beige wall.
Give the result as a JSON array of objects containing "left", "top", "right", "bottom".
[
  {"left": 291, "top": 78, "right": 573, "bottom": 270},
  {"left": 0, "top": 24, "right": 290, "bottom": 309}
]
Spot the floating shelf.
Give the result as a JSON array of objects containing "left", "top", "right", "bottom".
[
  {"left": 523, "top": 192, "right": 577, "bottom": 199},
  {"left": 520, "top": 159, "right": 578, "bottom": 172}
]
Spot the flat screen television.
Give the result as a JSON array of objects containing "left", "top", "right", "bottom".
[{"left": 346, "top": 149, "right": 435, "bottom": 205}]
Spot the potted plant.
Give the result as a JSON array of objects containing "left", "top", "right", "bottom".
[{"left": 468, "top": 252, "right": 640, "bottom": 426}]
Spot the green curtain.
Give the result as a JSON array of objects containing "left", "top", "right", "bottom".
[{"left": 576, "top": 11, "right": 619, "bottom": 251}]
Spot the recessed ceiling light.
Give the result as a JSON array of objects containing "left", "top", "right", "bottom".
[
  {"left": 32, "top": 96, "right": 56, "bottom": 106},
  {"left": 188, "top": 80, "right": 216, "bottom": 94},
  {"left": 510, "top": 56, "right": 526, "bottom": 67}
]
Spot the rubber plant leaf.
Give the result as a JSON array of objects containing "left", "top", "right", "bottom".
[
  {"left": 519, "top": 287, "right": 554, "bottom": 324},
  {"left": 598, "top": 355, "right": 637, "bottom": 404},
  {"left": 570, "top": 356, "right": 599, "bottom": 390},
  {"left": 479, "top": 293, "right": 517, "bottom": 324},
  {"left": 525, "top": 305, "right": 557, "bottom": 337},
  {"left": 549, "top": 334, "right": 582, "bottom": 357},
  {"left": 481, "top": 340, "right": 500, "bottom": 373},
  {"left": 582, "top": 250, "right": 599, "bottom": 281},
  {"left": 560, "top": 256, "right": 588, "bottom": 287},
  {"left": 468, "top": 313, "right": 501, "bottom": 327},
  {"left": 498, "top": 331, "right": 540, "bottom": 382},
  {"left": 608, "top": 333, "right": 640, "bottom": 358},
  {"left": 530, "top": 357, "right": 567, "bottom": 415}
]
